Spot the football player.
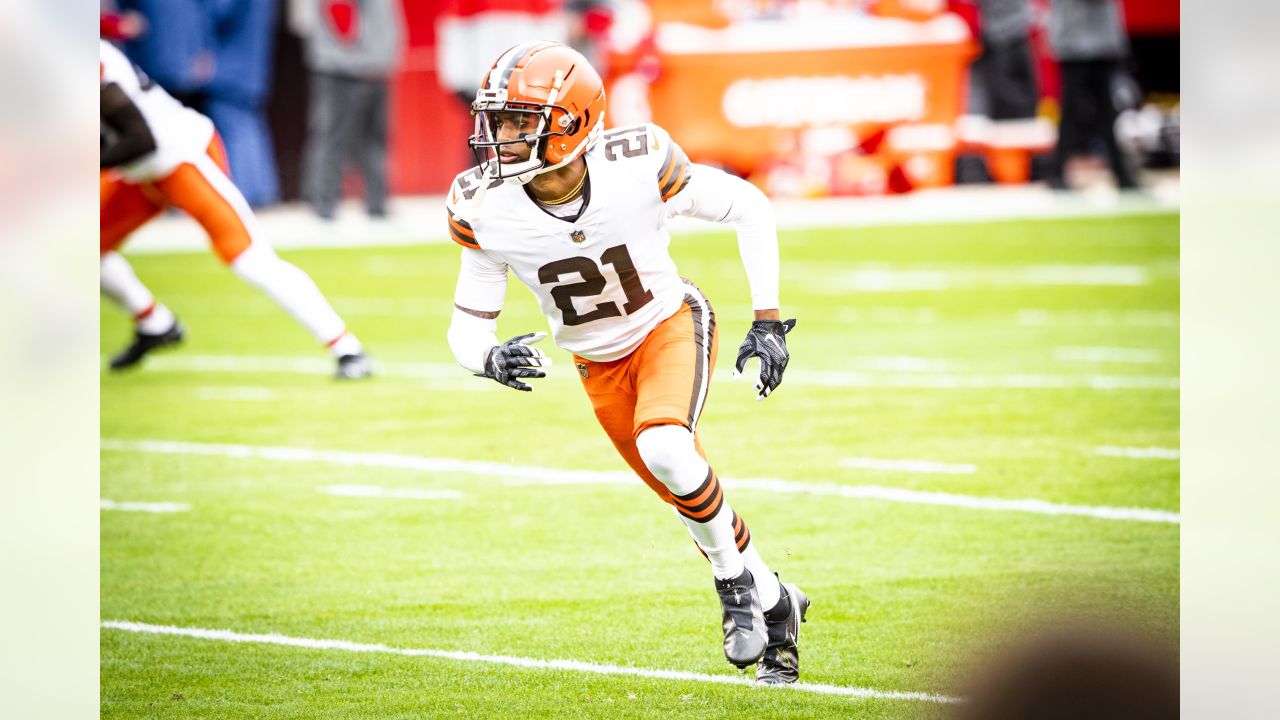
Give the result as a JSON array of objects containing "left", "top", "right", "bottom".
[
  {"left": 446, "top": 42, "right": 807, "bottom": 683},
  {"left": 99, "top": 40, "right": 372, "bottom": 378}
]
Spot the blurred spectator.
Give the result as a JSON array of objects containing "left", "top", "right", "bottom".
[
  {"left": 119, "top": 0, "right": 282, "bottom": 207},
  {"left": 435, "top": 0, "right": 569, "bottom": 109},
  {"left": 1043, "top": 0, "right": 1138, "bottom": 189},
  {"left": 292, "top": 0, "right": 405, "bottom": 220},
  {"left": 566, "top": 0, "right": 616, "bottom": 76},
  {"left": 969, "top": 0, "right": 1038, "bottom": 120}
]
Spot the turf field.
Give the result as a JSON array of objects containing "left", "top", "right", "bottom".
[{"left": 101, "top": 212, "right": 1179, "bottom": 718}]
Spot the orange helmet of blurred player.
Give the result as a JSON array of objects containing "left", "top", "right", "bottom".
[{"left": 469, "top": 41, "right": 606, "bottom": 185}]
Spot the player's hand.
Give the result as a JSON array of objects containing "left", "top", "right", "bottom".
[
  {"left": 732, "top": 319, "right": 796, "bottom": 401},
  {"left": 478, "top": 332, "right": 551, "bottom": 391}
]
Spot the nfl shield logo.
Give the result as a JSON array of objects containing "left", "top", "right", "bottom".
[
  {"left": 570, "top": 229, "right": 587, "bottom": 244},
  {"left": 576, "top": 362, "right": 589, "bottom": 378}
]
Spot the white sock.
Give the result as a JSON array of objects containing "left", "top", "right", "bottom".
[
  {"left": 742, "top": 541, "right": 782, "bottom": 611},
  {"left": 101, "top": 252, "right": 175, "bottom": 334},
  {"left": 327, "top": 330, "right": 362, "bottom": 358},
  {"left": 230, "top": 243, "right": 359, "bottom": 353},
  {"left": 637, "top": 425, "right": 745, "bottom": 580}
]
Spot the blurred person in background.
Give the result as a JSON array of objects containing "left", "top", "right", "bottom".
[
  {"left": 100, "top": 39, "right": 373, "bottom": 378},
  {"left": 1044, "top": 0, "right": 1138, "bottom": 190},
  {"left": 970, "top": 0, "right": 1039, "bottom": 121},
  {"left": 117, "top": 0, "right": 282, "bottom": 207},
  {"left": 292, "top": 0, "right": 405, "bottom": 221},
  {"left": 435, "top": 0, "right": 569, "bottom": 109}
]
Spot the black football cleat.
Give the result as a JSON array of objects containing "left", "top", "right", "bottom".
[
  {"left": 756, "top": 580, "right": 810, "bottom": 685},
  {"left": 715, "top": 568, "right": 767, "bottom": 669},
  {"left": 109, "top": 321, "right": 184, "bottom": 370},
  {"left": 335, "top": 353, "right": 373, "bottom": 380}
]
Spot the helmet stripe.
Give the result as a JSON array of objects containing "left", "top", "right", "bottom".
[{"left": 490, "top": 40, "right": 557, "bottom": 93}]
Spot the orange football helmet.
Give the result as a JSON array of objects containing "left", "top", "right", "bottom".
[{"left": 469, "top": 41, "right": 607, "bottom": 185}]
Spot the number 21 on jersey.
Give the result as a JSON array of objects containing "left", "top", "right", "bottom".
[{"left": 537, "top": 244, "right": 654, "bottom": 326}]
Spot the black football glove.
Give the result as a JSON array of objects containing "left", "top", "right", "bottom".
[
  {"left": 733, "top": 319, "right": 796, "bottom": 401},
  {"left": 477, "top": 332, "right": 551, "bottom": 391}
]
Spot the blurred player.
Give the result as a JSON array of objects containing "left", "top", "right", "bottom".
[
  {"left": 445, "top": 42, "right": 806, "bottom": 682},
  {"left": 99, "top": 40, "right": 372, "bottom": 378}
]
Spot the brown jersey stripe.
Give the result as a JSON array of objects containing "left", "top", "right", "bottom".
[
  {"left": 681, "top": 284, "right": 715, "bottom": 429},
  {"left": 664, "top": 164, "right": 691, "bottom": 200},
  {"left": 448, "top": 215, "right": 476, "bottom": 240},
  {"left": 656, "top": 141, "right": 676, "bottom": 186},
  {"left": 448, "top": 208, "right": 474, "bottom": 231},
  {"left": 661, "top": 153, "right": 690, "bottom": 200},
  {"left": 658, "top": 145, "right": 688, "bottom": 196},
  {"left": 659, "top": 149, "right": 685, "bottom": 194},
  {"left": 449, "top": 224, "right": 480, "bottom": 249}
]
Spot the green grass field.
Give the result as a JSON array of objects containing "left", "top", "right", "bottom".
[{"left": 101, "top": 213, "right": 1179, "bottom": 718}]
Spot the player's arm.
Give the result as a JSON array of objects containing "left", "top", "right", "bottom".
[
  {"left": 100, "top": 82, "right": 156, "bottom": 168},
  {"left": 666, "top": 160, "right": 797, "bottom": 400},
  {"left": 447, "top": 247, "right": 551, "bottom": 391}
]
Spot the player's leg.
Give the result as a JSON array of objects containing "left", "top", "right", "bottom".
[
  {"left": 153, "top": 139, "right": 370, "bottom": 376},
  {"left": 576, "top": 355, "right": 674, "bottom": 500},
  {"left": 100, "top": 172, "right": 184, "bottom": 369},
  {"left": 629, "top": 286, "right": 786, "bottom": 669}
]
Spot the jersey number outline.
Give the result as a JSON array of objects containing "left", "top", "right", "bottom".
[
  {"left": 456, "top": 165, "right": 504, "bottom": 200},
  {"left": 602, "top": 127, "right": 650, "bottom": 162},
  {"left": 537, "top": 244, "right": 655, "bottom": 327}
]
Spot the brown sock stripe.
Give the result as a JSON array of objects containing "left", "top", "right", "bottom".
[
  {"left": 732, "top": 511, "right": 752, "bottom": 552},
  {"left": 673, "top": 469, "right": 724, "bottom": 522}
]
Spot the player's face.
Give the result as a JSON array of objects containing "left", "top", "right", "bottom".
[{"left": 491, "top": 111, "right": 539, "bottom": 163}]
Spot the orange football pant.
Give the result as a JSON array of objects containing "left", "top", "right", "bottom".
[
  {"left": 575, "top": 284, "right": 718, "bottom": 505},
  {"left": 100, "top": 133, "right": 253, "bottom": 264}
]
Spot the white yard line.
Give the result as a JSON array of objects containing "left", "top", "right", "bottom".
[
  {"left": 1094, "top": 446, "right": 1180, "bottom": 460},
  {"left": 322, "top": 485, "right": 463, "bottom": 501},
  {"left": 197, "top": 386, "right": 278, "bottom": 402},
  {"left": 122, "top": 184, "right": 1177, "bottom": 255},
  {"left": 840, "top": 457, "right": 977, "bottom": 475},
  {"left": 100, "top": 620, "right": 961, "bottom": 704},
  {"left": 1055, "top": 347, "right": 1163, "bottom": 364},
  {"left": 101, "top": 439, "right": 1179, "bottom": 524},
  {"left": 830, "top": 264, "right": 1153, "bottom": 293},
  {"left": 128, "top": 354, "right": 1179, "bottom": 391},
  {"left": 100, "top": 499, "right": 190, "bottom": 513},
  {"left": 1016, "top": 309, "right": 1178, "bottom": 328}
]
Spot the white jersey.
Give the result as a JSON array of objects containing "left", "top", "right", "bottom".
[
  {"left": 448, "top": 124, "right": 696, "bottom": 362},
  {"left": 100, "top": 40, "right": 214, "bottom": 183}
]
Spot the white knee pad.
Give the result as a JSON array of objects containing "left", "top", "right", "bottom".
[{"left": 636, "top": 424, "right": 707, "bottom": 495}]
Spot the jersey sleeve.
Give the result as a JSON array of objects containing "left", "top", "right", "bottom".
[
  {"left": 446, "top": 165, "right": 506, "bottom": 249},
  {"left": 445, "top": 172, "right": 482, "bottom": 250},
  {"left": 99, "top": 41, "right": 140, "bottom": 93},
  {"left": 648, "top": 124, "right": 693, "bottom": 202}
]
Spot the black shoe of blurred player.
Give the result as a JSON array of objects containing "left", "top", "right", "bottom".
[
  {"left": 109, "top": 321, "right": 184, "bottom": 370},
  {"left": 335, "top": 353, "right": 373, "bottom": 380},
  {"left": 715, "top": 568, "right": 767, "bottom": 669},
  {"left": 756, "top": 579, "right": 810, "bottom": 685}
]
